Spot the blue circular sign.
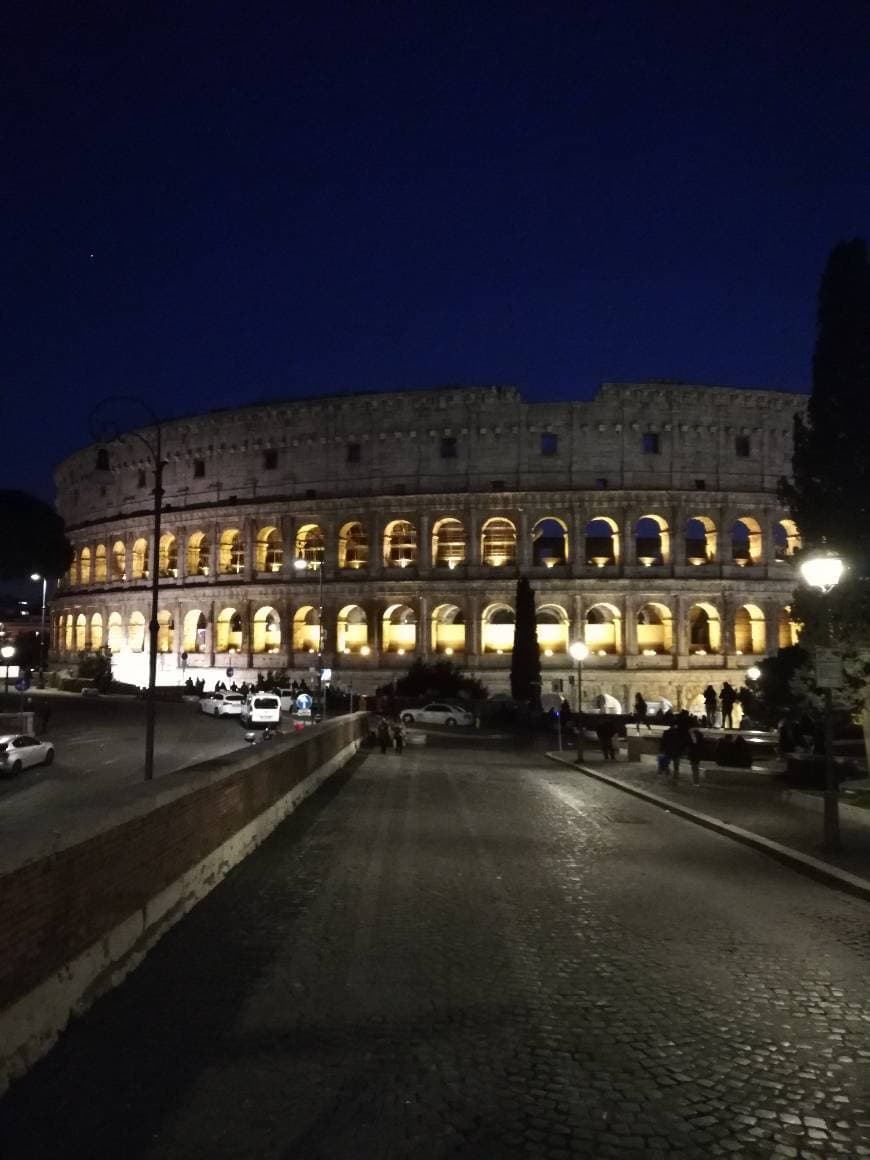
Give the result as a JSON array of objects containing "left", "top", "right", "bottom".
[
  {"left": 226, "top": 667, "right": 234, "bottom": 677},
  {"left": 15, "top": 675, "right": 30, "bottom": 693},
  {"left": 295, "top": 693, "right": 312, "bottom": 711}
]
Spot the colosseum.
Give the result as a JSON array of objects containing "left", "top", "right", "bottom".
[{"left": 52, "top": 381, "right": 805, "bottom": 715}]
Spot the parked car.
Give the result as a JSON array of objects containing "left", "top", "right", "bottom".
[
  {"left": 400, "top": 702, "right": 474, "bottom": 727},
  {"left": 241, "top": 693, "right": 281, "bottom": 727},
  {"left": 200, "top": 692, "right": 245, "bottom": 717},
  {"left": 0, "top": 734, "right": 55, "bottom": 774}
]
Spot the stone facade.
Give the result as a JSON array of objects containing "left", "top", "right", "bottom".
[{"left": 51, "top": 381, "right": 806, "bottom": 711}]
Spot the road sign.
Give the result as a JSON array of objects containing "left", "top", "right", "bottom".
[
  {"left": 815, "top": 648, "right": 844, "bottom": 689},
  {"left": 295, "top": 693, "right": 313, "bottom": 712},
  {"left": 226, "top": 667, "right": 234, "bottom": 677},
  {"left": 15, "top": 675, "right": 30, "bottom": 693}
]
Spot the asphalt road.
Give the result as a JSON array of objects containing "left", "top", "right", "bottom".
[{"left": 2, "top": 742, "right": 869, "bottom": 1158}]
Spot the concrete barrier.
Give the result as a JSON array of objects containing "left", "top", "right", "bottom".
[{"left": 0, "top": 713, "right": 367, "bottom": 1093}]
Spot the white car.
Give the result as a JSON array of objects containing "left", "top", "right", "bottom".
[
  {"left": 0, "top": 734, "right": 55, "bottom": 774},
  {"left": 400, "top": 702, "right": 473, "bottom": 727},
  {"left": 241, "top": 694, "right": 281, "bottom": 726},
  {"left": 200, "top": 692, "right": 246, "bottom": 718}
]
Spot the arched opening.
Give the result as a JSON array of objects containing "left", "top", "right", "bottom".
[
  {"left": 532, "top": 517, "right": 568, "bottom": 567},
  {"left": 111, "top": 541, "right": 126, "bottom": 580},
  {"left": 75, "top": 613, "right": 86, "bottom": 651},
  {"left": 293, "top": 606, "right": 320, "bottom": 652},
  {"left": 482, "top": 603, "right": 515, "bottom": 653},
  {"left": 159, "top": 533, "right": 178, "bottom": 577},
  {"left": 431, "top": 603, "right": 465, "bottom": 654},
  {"left": 635, "top": 515, "right": 670, "bottom": 566},
  {"left": 432, "top": 518, "right": 466, "bottom": 569},
  {"left": 252, "top": 606, "right": 281, "bottom": 652},
  {"left": 636, "top": 602, "right": 673, "bottom": 654},
  {"left": 216, "top": 607, "right": 243, "bottom": 652},
  {"left": 337, "top": 604, "right": 369, "bottom": 652},
  {"left": 68, "top": 552, "right": 78, "bottom": 586},
  {"left": 107, "top": 612, "right": 124, "bottom": 653},
  {"left": 735, "top": 604, "right": 766, "bottom": 654},
  {"left": 536, "top": 604, "right": 568, "bottom": 654},
  {"left": 90, "top": 612, "right": 103, "bottom": 650},
  {"left": 157, "top": 610, "right": 175, "bottom": 653},
  {"left": 186, "top": 531, "right": 209, "bottom": 576},
  {"left": 481, "top": 518, "right": 517, "bottom": 567},
  {"left": 585, "top": 603, "right": 622, "bottom": 655},
  {"left": 64, "top": 614, "right": 73, "bottom": 651},
  {"left": 256, "top": 527, "right": 283, "bottom": 573},
  {"left": 338, "top": 522, "right": 368, "bottom": 569},
  {"left": 685, "top": 517, "right": 716, "bottom": 565},
  {"left": 688, "top": 602, "right": 721, "bottom": 654},
  {"left": 383, "top": 520, "right": 418, "bottom": 568},
  {"left": 131, "top": 538, "right": 148, "bottom": 580},
  {"left": 218, "top": 529, "right": 244, "bottom": 574},
  {"left": 295, "top": 524, "right": 325, "bottom": 565},
  {"left": 731, "top": 517, "right": 762, "bottom": 566},
  {"left": 128, "top": 611, "right": 146, "bottom": 652},
  {"left": 79, "top": 547, "right": 92, "bottom": 585},
  {"left": 383, "top": 603, "right": 417, "bottom": 652},
  {"left": 773, "top": 519, "right": 801, "bottom": 561},
  {"left": 183, "top": 609, "right": 208, "bottom": 653},
  {"left": 585, "top": 517, "right": 619, "bottom": 566},
  {"left": 779, "top": 605, "right": 800, "bottom": 648},
  {"left": 94, "top": 544, "right": 107, "bottom": 582}
]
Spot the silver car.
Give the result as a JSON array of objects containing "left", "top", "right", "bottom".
[
  {"left": 0, "top": 734, "right": 55, "bottom": 774},
  {"left": 400, "top": 702, "right": 473, "bottom": 727},
  {"left": 200, "top": 692, "right": 245, "bottom": 718}
]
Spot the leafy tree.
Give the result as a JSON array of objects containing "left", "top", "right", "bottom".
[
  {"left": 751, "top": 645, "right": 867, "bottom": 733},
  {"left": 376, "top": 658, "right": 487, "bottom": 702},
  {"left": 510, "top": 576, "right": 541, "bottom": 708},
  {"left": 0, "top": 490, "right": 73, "bottom": 581}
]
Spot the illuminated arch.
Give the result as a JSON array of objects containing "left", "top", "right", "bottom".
[
  {"left": 293, "top": 605, "right": 320, "bottom": 652},
  {"left": 295, "top": 524, "right": 325, "bottom": 565},
  {"left": 111, "top": 541, "right": 126, "bottom": 580},
  {"left": 64, "top": 614, "right": 73, "bottom": 651},
  {"left": 107, "top": 612, "right": 124, "bottom": 653},
  {"left": 75, "top": 613, "right": 86, "bottom": 651},
  {"left": 94, "top": 544, "right": 107, "bottom": 582},
  {"left": 635, "top": 515, "right": 670, "bottom": 566},
  {"left": 256, "top": 527, "right": 283, "bottom": 573},
  {"left": 431, "top": 603, "right": 465, "bottom": 654},
  {"left": 584, "top": 602, "right": 622, "bottom": 655},
  {"left": 252, "top": 606, "right": 281, "bottom": 652},
  {"left": 157, "top": 610, "right": 175, "bottom": 653},
  {"left": 774, "top": 518, "right": 801, "bottom": 561},
  {"left": 218, "top": 529, "right": 244, "bottom": 575},
  {"left": 158, "top": 533, "right": 178, "bottom": 577},
  {"left": 68, "top": 552, "right": 78, "bottom": 586},
  {"left": 187, "top": 531, "right": 209, "bottom": 576},
  {"left": 536, "top": 603, "right": 568, "bottom": 654},
  {"left": 685, "top": 516, "right": 716, "bottom": 565},
  {"left": 338, "top": 522, "right": 368, "bottom": 570},
  {"left": 481, "top": 518, "right": 516, "bottom": 567},
  {"left": 383, "top": 520, "right": 418, "bottom": 568},
  {"left": 532, "top": 517, "right": 568, "bottom": 567},
  {"left": 482, "top": 602, "right": 515, "bottom": 653},
  {"left": 585, "top": 517, "right": 619, "bottom": 566},
  {"left": 382, "top": 603, "right": 417, "bottom": 652},
  {"left": 90, "top": 612, "right": 103, "bottom": 650},
  {"left": 734, "top": 604, "right": 766, "bottom": 654},
  {"left": 432, "top": 518, "right": 466, "bottom": 569},
  {"left": 337, "top": 604, "right": 369, "bottom": 652},
  {"left": 636, "top": 602, "right": 673, "bottom": 654},
  {"left": 183, "top": 609, "right": 208, "bottom": 653},
  {"left": 779, "top": 605, "right": 800, "bottom": 648},
  {"left": 215, "top": 607, "right": 243, "bottom": 652},
  {"left": 688, "top": 602, "right": 721, "bottom": 654},
  {"left": 79, "top": 547, "right": 92, "bottom": 585},
  {"left": 131, "top": 538, "right": 148, "bottom": 580},
  {"left": 731, "top": 517, "right": 762, "bottom": 566},
  {"left": 128, "top": 611, "right": 146, "bottom": 652}
]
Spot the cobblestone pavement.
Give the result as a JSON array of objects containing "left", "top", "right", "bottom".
[{"left": 2, "top": 745, "right": 870, "bottom": 1159}]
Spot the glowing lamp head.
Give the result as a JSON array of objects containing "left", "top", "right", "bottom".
[
  {"left": 799, "top": 552, "right": 844, "bottom": 594},
  {"left": 361, "top": 645, "right": 371, "bottom": 656},
  {"left": 293, "top": 557, "right": 308, "bottom": 571},
  {"left": 1, "top": 645, "right": 15, "bottom": 660},
  {"left": 568, "top": 641, "right": 589, "bottom": 663},
  {"left": 746, "top": 666, "right": 762, "bottom": 681}
]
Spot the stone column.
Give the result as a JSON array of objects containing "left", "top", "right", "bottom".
[
  {"left": 571, "top": 592, "right": 584, "bottom": 646},
  {"left": 418, "top": 512, "right": 431, "bottom": 574},
  {"left": 466, "top": 593, "right": 481, "bottom": 659},
  {"left": 674, "top": 594, "right": 689, "bottom": 665},
  {"left": 622, "top": 512, "right": 637, "bottom": 567},
  {"left": 624, "top": 596, "right": 638, "bottom": 656},
  {"left": 281, "top": 514, "right": 296, "bottom": 576},
  {"left": 419, "top": 594, "right": 430, "bottom": 656},
  {"left": 467, "top": 507, "right": 482, "bottom": 566},
  {"left": 209, "top": 521, "right": 219, "bottom": 578},
  {"left": 244, "top": 518, "right": 255, "bottom": 581},
  {"left": 571, "top": 507, "right": 587, "bottom": 570},
  {"left": 517, "top": 508, "right": 531, "bottom": 570}
]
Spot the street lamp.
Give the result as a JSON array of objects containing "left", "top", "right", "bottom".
[
  {"left": 30, "top": 573, "right": 48, "bottom": 687},
  {"left": 1, "top": 645, "right": 16, "bottom": 699},
  {"left": 295, "top": 556, "right": 325, "bottom": 718},
  {"left": 568, "top": 640, "right": 589, "bottom": 763},
  {"left": 799, "top": 547, "right": 845, "bottom": 853}
]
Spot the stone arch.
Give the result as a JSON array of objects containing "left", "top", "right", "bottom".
[
  {"left": 731, "top": 517, "right": 762, "bottom": 566},
  {"left": 159, "top": 533, "right": 178, "bottom": 577},
  {"left": 107, "top": 612, "right": 124, "bottom": 653},
  {"left": 337, "top": 604, "right": 369, "bottom": 652},
  {"left": 90, "top": 612, "right": 103, "bottom": 650},
  {"left": 481, "top": 518, "right": 517, "bottom": 567},
  {"left": 585, "top": 602, "right": 622, "bottom": 655},
  {"left": 80, "top": 547, "right": 92, "bottom": 585},
  {"left": 432, "top": 518, "right": 466, "bottom": 568},
  {"left": 255, "top": 526, "right": 283, "bottom": 573},
  {"left": 131, "top": 538, "right": 148, "bottom": 580},
  {"left": 773, "top": 518, "right": 801, "bottom": 561},
  {"left": 382, "top": 603, "right": 417, "bottom": 652},
  {"left": 431, "top": 603, "right": 465, "bottom": 654},
  {"left": 482, "top": 602, "right": 515, "bottom": 653},
  {"left": 338, "top": 522, "right": 368, "bottom": 570},
  {"left": 64, "top": 614, "right": 73, "bottom": 651},
  {"left": 128, "top": 610, "right": 146, "bottom": 652},
  {"left": 536, "top": 603, "right": 568, "bottom": 654},
  {"left": 68, "top": 552, "right": 78, "bottom": 586},
  {"left": 585, "top": 517, "right": 620, "bottom": 566},
  {"left": 383, "top": 520, "right": 418, "bottom": 568},
  {"left": 685, "top": 516, "right": 716, "bottom": 565},
  {"left": 295, "top": 523, "right": 325, "bottom": 565},
  {"left": 636, "top": 602, "right": 673, "bottom": 654},
  {"left": 183, "top": 609, "right": 208, "bottom": 653},
  {"left": 778, "top": 605, "right": 800, "bottom": 648},
  {"left": 532, "top": 517, "right": 568, "bottom": 567},
  {"left": 216, "top": 607, "right": 243, "bottom": 652},
  {"left": 635, "top": 515, "right": 670, "bottom": 566},
  {"left": 688, "top": 601, "right": 721, "bottom": 654},
  {"left": 186, "top": 531, "right": 209, "bottom": 576},
  {"left": 735, "top": 604, "right": 766, "bottom": 654},
  {"left": 157, "top": 610, "right": 175, "bottom": 653},
  {"left": 252, "top": 606, "right": 281, "bottom": 652},
  {"left": 218, "top": 529, "right": 244, "bottom": 575},
  {"left": 95, "top": 544, "right": 107, "bottom": 582},
  {"left": 293, "top": 605, "right": 320, "bottom": 652},
  {"left": 75, "top": 613, "right": 87, "bottom": 651},
  {"left": 111, "top": 541, "right": 126, "bottom": 580}
]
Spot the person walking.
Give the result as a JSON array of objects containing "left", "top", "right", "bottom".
[
  {"left": 687, "top": 727, "right": 704, "bottom": 786},
  {"left": 376, "top": 716, "right": 392, "bottom": 755},
  {"left": 391, "top": 720, "right": 405, "bottom": 755},
  {"left": 661, "top": 724, "right": 685, "bottom": 783},
  {"left": 595, "top": 719, "right": 617, "bottom": 761},
  {"left": 634, "top": 692, "right": 650, "bottom": 733},
  {"left": 720, "top": 682, "right": 736, "bottom": 730},
  {"left": 703, "top": 684, "right": 718, "bottom": 728}
]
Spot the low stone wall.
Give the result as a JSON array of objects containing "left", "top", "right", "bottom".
[{"left": 0, "top": 713, "right": 367, "bottom": 1093}]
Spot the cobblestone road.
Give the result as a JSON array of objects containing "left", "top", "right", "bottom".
[{"left": 2, "top": 745, "right": 870, "bottom": 1159}]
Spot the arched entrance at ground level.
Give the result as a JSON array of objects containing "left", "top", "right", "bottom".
[
  {"left": 584, "top": 603, "right": 621, "bottom": 654},
  {"left": 382, "top": 604, "right": 416, "bottom": 652},
  {"left": 107, "top": 613, "right": 124, "bottom": 653},
  {"left": 536, "top": 604, "right": 568, "bottom": 654},
  {"left": 431, "top": 604, "right": 464, "bottom": 654},
  {"left": 482, "top": 604, "right": 515, "bottom": 653},
  {"left": 157, "top": 611, "right": 174, "bottom": 653},
  {"left": 128, "top": 611, "right": 146, "bottom": 652},
  {"left": 90, "top": 613, "right": 103, "bottom": 650},
  {"left": 688, "top": 603, "right": 721, "bottom": 654},
  {"left": 636, "top": 603, "right": 673, "bottom": 654},
  {"left": 734, "top": 605, "right": 765, "bottom": 654},
  {"left": 183, "top": 609, "right": 208, "bottom": 653},
  {"left": 337, "top": 605, "right": 368, "bottom": 653}
]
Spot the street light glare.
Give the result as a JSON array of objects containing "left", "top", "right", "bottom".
[
  {"left": 293, "top": 557, "right": 308, "bottom": 570},
  {"left": 799, "top": 552, "right": 844, "bottom": 593},
  {"left": 30, "top": 573, "right": 41, "bottom": 581},
  {"left": 568, "top": 641, "right": 589, "bottom": 662},
  {"left": 746, "top": 666, "right": 762, "bottom": 681}
]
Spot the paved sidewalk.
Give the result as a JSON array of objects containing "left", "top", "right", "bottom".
[{"left": 551, "top": 749, "right": 870, "bottom": 886}]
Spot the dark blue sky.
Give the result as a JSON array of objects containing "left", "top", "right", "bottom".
[{"left": 3, "top": 0, "right": 868, "bottom": 499}]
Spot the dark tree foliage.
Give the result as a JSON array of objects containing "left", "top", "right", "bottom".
[
  {"left": 510, "top": 575, "right": 541, "bottom": 707},
  {"left": 781, "top": 238, "right": 870, "bottom": 645},
  {"left": 375, "top": 658, "right": 487, "bottom": 702},
  {"left": 0, "top": 490, "right": 73, "bottom": 581}
]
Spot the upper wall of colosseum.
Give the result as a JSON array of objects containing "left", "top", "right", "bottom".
[{"left": 54, "top": 381, "right": 807, "bottom": 526}]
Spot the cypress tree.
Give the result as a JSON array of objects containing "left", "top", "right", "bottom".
[{"left": 510, "top": 576, "right": 542, "bottom": 707}]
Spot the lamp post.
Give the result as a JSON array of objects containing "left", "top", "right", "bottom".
[
  {"left": 92, "top": 398, "right": 166, "bottom": 780},
  {"left": 1, "top": 645, "right": 16, "bottom": 700},
  {"left": 295, "top": 556, "right": 325, "bottom": 719},
  {"left": 30, "top": 573, "right": 48, "bottom": 687},
  {"left": 799, "top": 549, "right": 845, "bottom": 854},
  {"left": 568, "top": 640, "right": 589, "bottom": 763}
]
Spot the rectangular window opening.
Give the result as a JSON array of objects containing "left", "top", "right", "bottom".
[
  {"left": 263, "top": 449, "right": 278, "bottom": 470},
  {"left": 642, "top": 433, "right": 660, "bottom": 455},
  {"left": 193, "top": 459, "right": 205, "bottom": 478},
  {"left": 540, "top": 432, "right": 558, "bottom": 456},
  {"left": 694, "top": 478, "right": 706, "bottom": 490},
  {"left": 346, "top": 442, "right": 361, "bottom": 464},
  {"left": 735, "top": 435, "right": 750, "bottom": 458},
  {"left": 440, "top": 436, "right": 457, "bottom": 459},
  {"left": 595, "top": 477, "right": 608, "bottom": 490}
]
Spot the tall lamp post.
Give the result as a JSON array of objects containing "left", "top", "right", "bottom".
[
  {"left": 799, "top": 549, "right": 845, "bottom": 854},
  {"left": 294, "top": 556, "right": 325, "bottom": 719},
  {"left": 92, "top": 398, "right": 166, "bottom": 781},
  {"left": 1, "top": 644, "right": 16, "bottom": 701},
  {"left": 30, "top": 573, "right": 48, "bottom": 687},
  {"left": 568, "top": 640, "right": 589, "bottom": 763}
]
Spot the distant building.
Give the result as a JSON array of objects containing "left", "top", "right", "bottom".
[{"left": 51, "top": 381, "right": 804, "bottom": 712}]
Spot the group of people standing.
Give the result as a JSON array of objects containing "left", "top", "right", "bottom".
[
  {"left": 658, "top": 714, "right": 705, "bottom": 786},
  {"left": 374, "top": 716, "right": 406, "bottom": 755},
  {"left": 632, "top": 682, "right": 738, "bottom": 732}
]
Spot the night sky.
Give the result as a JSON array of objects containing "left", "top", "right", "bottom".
[{"left": 3, "top": 0, "right": 868, "bottom": 501}]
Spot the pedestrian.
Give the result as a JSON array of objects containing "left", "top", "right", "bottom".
[
  {"left": 376, "top": 716, "right": 392, "bottom": 755},
  {"left": 687, "top": 727, "right": 704, "bottom": 786},
  {"left": 661, "top": 724, "right": 683, "bottom": 782},
  {"left": 595, "top": 720, "right": 616, "bottom": 761},
  {"left": 703, "top": 684, "right": 718, "bottom": 728},
  {"left": 634, "top": 692, "right": 650, "bottom": 733},
  {"left": 392, "top": 721, "right": 405, "bottom": 755},
  {"left": 720, "top": 682, "right": 736, "bottom": 730}
]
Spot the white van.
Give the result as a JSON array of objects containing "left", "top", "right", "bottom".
[
  {"left": 241, "top": 693, "right": 281, "bottom": 727},
  {"left": 277, "top": 688, "right": 296, "bottom": 712}
]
